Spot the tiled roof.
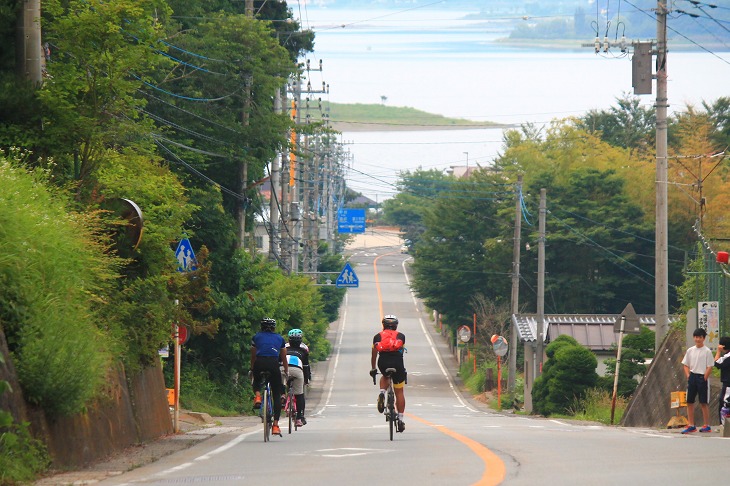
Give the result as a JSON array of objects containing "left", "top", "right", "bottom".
[{"left": 512, "top": 314, "right": 679, "bottom": 351}]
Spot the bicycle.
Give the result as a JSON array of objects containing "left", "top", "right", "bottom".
[
  {"left": 284, "top": 376, "right": 299, "bottom": 434},
  {"left": 255, "top": 371, "right": 280, "bottom": 441},
  {"left": 372, "top": 367, "right": 399, "bottom": 441}
]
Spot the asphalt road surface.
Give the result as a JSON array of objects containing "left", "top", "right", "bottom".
[{"left": 98, "top": 244, "right": 729, "bottom": 486}]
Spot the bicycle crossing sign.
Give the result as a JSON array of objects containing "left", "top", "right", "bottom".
[
  {"left": 175, "top": 238, "right": 197, "bottom": 272},
  {"left": 335, "top": 262, "right": 359, "bottom": 288}
]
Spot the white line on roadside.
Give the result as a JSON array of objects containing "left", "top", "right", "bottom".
[
  {"left": 313, "top": 295, "right": 347, "bottom": 416},
  {"left": 402, "top": 259, "right": 478, "bottom": 413}
]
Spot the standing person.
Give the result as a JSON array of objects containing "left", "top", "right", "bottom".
[
  {"left": 714, "top": 336, "right": 730, "bottom": 425},
  {"left": 251, "top": 317, "right": 288, "bottom": 436},
  {"left": 370, "top": 314, "right": 407, "bottom": 433},
  {"left": 681, "top": 328, "right": 715, "bottom": 434},
  {"left": 285, "top": 328, "right": 311, "bottom": 427}
]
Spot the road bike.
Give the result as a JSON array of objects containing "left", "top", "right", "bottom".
[
  {"left": 255, "top": 371, "right": 278, "bottom": 442},
  {"left": 284, "top": 376, "right": 299, "bottom": 434},
  {"left": 373, "top": 367, "right": 400, "bottom": 441}
]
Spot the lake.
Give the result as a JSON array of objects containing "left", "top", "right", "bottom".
[{"left": 296, "top": 7, "right": 730, "bottom": 201}]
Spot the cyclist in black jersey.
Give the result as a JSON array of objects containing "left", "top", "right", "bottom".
[{"left": 370, "top": 314, "right": 406, "bottom": 433}]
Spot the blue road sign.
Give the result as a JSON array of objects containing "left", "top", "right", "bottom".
[
  {"left": 175, "top": 238, "right": 198, "bottom": 272},
  {"left": 336, "top": 262, "right": 359, "bottom": 288},
  {"left": 338, "top": 209, "right": 366, "bottom": 234}
]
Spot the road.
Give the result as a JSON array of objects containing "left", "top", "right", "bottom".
[{"left": 100, "top": 244, "right": 729, "bottom": 486}]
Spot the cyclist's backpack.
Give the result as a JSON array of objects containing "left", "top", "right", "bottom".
[{"left": 376, "top": 329, "right": 404, "bottom": 352}]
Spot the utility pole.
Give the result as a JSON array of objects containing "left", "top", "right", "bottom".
[
  {"left": 536, "top": 188, "right": 546, "bottom": 378},
  {"left": 269, "top": 88, "right": 282, "bottom": 263},
  {"left": 244, "top": 0, "right": 254, "bottom": 17},
  {"left": 654, "top": 0, "right": 670, "bottom": 351},
  {"left": 16, "top": 0, "right": 43, "bottom": 85},
  {"left": 508, "top": 175, "right": 523, "bottom": 395}
]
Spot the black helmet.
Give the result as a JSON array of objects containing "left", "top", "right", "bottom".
[
  {"left": 261, "top": 317, "right": 276, "bottom": 332},
  {"left": 382, "top": 314, "right": 398, "bottom": 330}
]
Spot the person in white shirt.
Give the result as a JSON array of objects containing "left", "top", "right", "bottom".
[{"left": 681, "top": 328, "right": 715, "bottom": 433}]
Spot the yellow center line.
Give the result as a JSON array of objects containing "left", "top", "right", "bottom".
[{"left": 374, "top": 251, "right": 507, "bottom": 486}]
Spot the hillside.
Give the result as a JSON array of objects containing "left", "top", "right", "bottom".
[{"left": 325, "top": 103, "right": 506, "bottom": 132}]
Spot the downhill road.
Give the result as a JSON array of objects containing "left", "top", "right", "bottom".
[{"left": 100, "top": 244, "right": 729, "bottom": 486}]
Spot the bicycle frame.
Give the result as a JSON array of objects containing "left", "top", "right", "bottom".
[
  {"left": 284, "top": 377, "right": 298, "bottom": 434},
  {"left": 373, "top": 368, "right": 399, "bottom": 441},
  {"left": 257, "top": 371, "right": 275, "bottom": 442}
]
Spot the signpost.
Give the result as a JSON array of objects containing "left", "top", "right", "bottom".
[
  {"left": 337, "top": 209, "right": 366, "bottom": 234},
  {"left": 611, "top": 303, "right": 640, "bottom": 424},
  {"left": 698, "top": 301, "right": 720, "bottom": 350},
  {"left": 335, "top": 262, "right": 359, "bottom": 288},
  {"left": 492, "top": 335, "right": 508, "bottom": 410},
  {"left": 172, "top": 238, "right": 197, "bottom": 432}
]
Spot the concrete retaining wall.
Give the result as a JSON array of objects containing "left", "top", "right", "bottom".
[
  {"left": 622, "top": 327, "right": 721, "bottom": 428},
  {"left": 1, "top": 326, "right": 172, "bottom": 468}
]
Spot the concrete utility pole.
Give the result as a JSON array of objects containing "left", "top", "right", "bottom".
[
  {"left": 536, "top": 188, "right": 546, "bottom": 378},
  {"left": 654, "top": 0, "right": 670, "bottom": 351},
  {"left": 269, "top": 88, "right": 282, "bottom": 262},
  {"left": 245, "top": 0, "right": 254, "bottom": 17},
  {"left": 508, "top": 175, "right": 523, "bottom": 394},
  {"left": 16, "top": 0, "right": 43, "bottom": 85}
]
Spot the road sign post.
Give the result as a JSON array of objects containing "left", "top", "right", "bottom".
[{"left": 335, "top": 262, "right": 359, "bottom": 288}]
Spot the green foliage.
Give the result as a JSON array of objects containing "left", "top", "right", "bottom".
[
  {"left": 329, "top": 103, "right": 496, "bottom": 127},
  {"left": 0, "top": 155, "right": 116, "bottom": 415},
  {"left": 0, "top": 421, "right": 50, "bottom": 484},
  {"left": 567, "top": 387, "right": 627, "bottom": 425},
  {"left": 179, "top": 363, "right": 245, "bottom": 416},
  {"left": 533, "top": 335, "right": 598, "bottom": 416}
]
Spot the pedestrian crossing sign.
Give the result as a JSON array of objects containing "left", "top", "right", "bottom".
[
  {"left": 336, "top": 262, "right": 359, "bottom": 288},
  {"left": 175, "top": 238, "right": 197, "bottom": 272}
]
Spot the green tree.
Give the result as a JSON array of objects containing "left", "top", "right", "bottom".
[
  {"left": 579, "top": 95, "right": 655, "bottom": 152},
  {"left": 533, "top": 335, "right": 598, "bottom": 416}
]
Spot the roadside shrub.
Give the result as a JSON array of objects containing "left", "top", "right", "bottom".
[
  {"left": 0, "top": 156, "right": 115, "bottom": 415},
  {"left": 532, "top": 335, "right": 598, "bottom": 416}
]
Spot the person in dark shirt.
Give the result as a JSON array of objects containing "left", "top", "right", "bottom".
[
  {"left": 714, "top": 336, "right": 730, "bottom": 425},
  {"left": 251, "top": 317, "right": 288, "bottom": 436}
]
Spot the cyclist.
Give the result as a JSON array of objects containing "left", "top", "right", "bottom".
[
  {"left": 370, "top": 314, "right": 407, "bottom": 433},
  {"left": 251, "top": 317, "right": 288, "bottom": 436},
  {"left": 284, "top": 328, "right": 311, "bottom": 427}
]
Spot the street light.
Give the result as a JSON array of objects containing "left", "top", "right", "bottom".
[{"left": 463, "top": 151, "right": 469, "bottom": 169}]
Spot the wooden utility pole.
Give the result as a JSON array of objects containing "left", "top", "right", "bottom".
[
  {"left": 508, "top": 175, "right": 523, "bottom": 394},
  {"left": 655, "top": 0, "right": 669, "bottom": 350}
]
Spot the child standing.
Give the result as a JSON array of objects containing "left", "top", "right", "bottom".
[
  {"left": 681, "top": 328, "right": 715, "bottom": 434},
  {"left": 714, "top": 336, "right": 730, "bottom": 425}
]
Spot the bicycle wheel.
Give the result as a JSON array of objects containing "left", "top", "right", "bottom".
[
  {"left": 292, "top": 395, "right": 298, "bottom": 431},
  {"left": 388, "top": 391, "right": 395, "bottom": 441},
  {"left": 263, "top": 386, "right": 270, "bottom": 442},
  {"left": 287, "top": 394, "right": 293, "bottom": 434}
]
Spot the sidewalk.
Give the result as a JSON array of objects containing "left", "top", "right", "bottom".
[{"left": 34, "top": 413, "right": 262, "bottom": 485}]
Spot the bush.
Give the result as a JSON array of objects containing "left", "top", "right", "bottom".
[
  {"left": 0, "top": 156, "right": 115, "bottom": 416},
  {"left": 533, "top": 335, "right": 598, "bottom": 416}
]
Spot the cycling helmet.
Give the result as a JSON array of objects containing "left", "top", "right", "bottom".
[
  {"left": 260, "top": 317, "right": 277, "bottom": 332},
  {"left": 382, "top": 314, "right": 399, "bottom": 330},
  {"left": 288, "top": 328, "right": 303, "bottom": 344}
]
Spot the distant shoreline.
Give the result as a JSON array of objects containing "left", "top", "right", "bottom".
[{"left": 330, "top": 121, "right": 514, "bottom": 132}]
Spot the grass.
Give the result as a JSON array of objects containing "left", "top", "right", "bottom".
[
  {"left": 322, "top": 103, "right": 503, "bottom": 128},
  {"left": 565, "top": 388, "right": 627, "bottom": 425}
]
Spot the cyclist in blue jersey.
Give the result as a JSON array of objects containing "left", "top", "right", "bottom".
[
  {"left": 251, "top": 317, "right": 288, "bottom": 436},
  {"left": 284, "top": 329, "right": 311, "bottom": 427}
]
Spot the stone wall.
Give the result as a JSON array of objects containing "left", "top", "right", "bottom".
[
  {"left": 1, "top": 326, "right": 172, "bottom": 468},
  {"left": 621, "top": 327, "right": 721, "bottom": 428}
]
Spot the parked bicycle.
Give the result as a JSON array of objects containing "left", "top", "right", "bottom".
[
  {"left": 284, "top": 376, "right": 299, "bottom": 434},
  {"left": 372, "top": 367, "right": 399, "bottom": 441}
]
